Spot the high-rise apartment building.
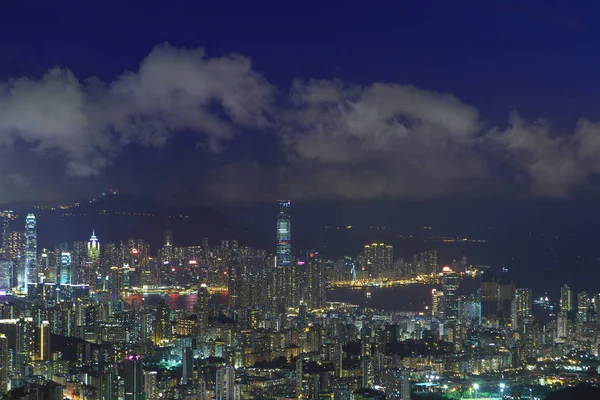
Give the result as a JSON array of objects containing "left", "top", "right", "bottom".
[
  {"left": 299, "top": 250, "right": 326, "bottom": 310},
  {"left": 230, "top": 247, "right": 267, "bottom": 309},
  {"left": 514, "top": 288, "right": 533, "bottom": 327},
  {"left": 364, "top": 243, "right": 393, "bottom": 278},
  {"left": 99, "top": 366, "right": 119, "bottom": 400},
  {"left": 124, "top": 355, "right": 145, "bottom": 400},
  {"left": 38, "top": 320, "right": 50, "bottom": 361},
  {"left": 143, "top": 371, "right": 158, "bottom": 400},
  {"left": 197, "top": 283, "right": 209, "bottom": 327},
  {"left": 561, "top": 284, "right": 573, "bottom": 313},
  {"left": 0, "top": 260, "right": 11, "bottom": 289},
  {"left": 577, "top": 291, "right": 590, "bottom": 324},
  {"left": 216, "top": 365, "right": 235, "bottom": 400},
  {"left": 431, "top": 289, "right": 444, "bottom": 318},
  {"left": 0, "top": 333, "right": 8, "bottom": 394},
  {"left": 72, "top": 241, "right": 89, "bottom": 285}
]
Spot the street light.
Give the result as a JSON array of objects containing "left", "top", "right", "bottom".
[{"left": 473, "top": 383, "right": 480, "bottom": 399}]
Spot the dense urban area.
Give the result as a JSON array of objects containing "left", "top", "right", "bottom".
[{"left": 0, "top": 200, "right": 597, "bottom": 400}]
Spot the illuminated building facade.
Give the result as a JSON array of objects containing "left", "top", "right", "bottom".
[
  {"left": 577, "top": 291, "right": 590, "bottom": 327},
  {"left": 480, "top": 271, "right": 499, "bottom": 325},
  {"left": 514, "top": 288, "right": 533, "bottom": 327},
  {"left": 497, "top": 274, "right": 515, "bottom": 323},
  {"left": 198, "top": 283, "right": 209, "bottom": 326},
  {"left": 364, "top": 243, "right": 393, "bottom": 278},
  {"left": 276, "top": 200, "right": 291, "bottom": 267},
  {"left": 72, "top": 241, "right": 88, "bottom": 285},
  {"left": 24, "top": 213, "right": 37, "bottom": 291},
  {"left": 216, "top": 365, "right": 235, "bottom": 400},
  {"left": 59, "top": 252, "right": 72, "bottom": 285},
  {"left": 442, "top": 267, "right": 459, "bottom": 322},
  {"left": 0, "top": 261, "right": 11, "bottom": 289},
  {"left": 0, "top": 210, "right": 16, "bottom": 252},
  {"left": 88, "top": 230, "right": 100, "bottom": 263},
  {"left": 276, "top": 200, "right": 296, "bottom": 310},
  {"left": 0, "top": 334, "right": 7, "bottom": 394},
  {"left": 561, "top": 284, "right": 573, "bottom": 313},
  {"left": 431, "top": 289, "right": 444, "bottom": 318},
  {"left": 299, "top": 250, "right": 325, "bottom": 310},
  {"left": 124, "top": 355, "right": 144, "bottom": 400},
  {"left": 230, "top": 247, "right": 267, "bottom": 309},
  {"left": 38, "top": 320, "right": 50, "bottom": 361}
]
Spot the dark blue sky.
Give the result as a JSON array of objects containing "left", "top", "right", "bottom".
[
  {"left": 1, "top": 0, "right": 596, "bottom": 122},
  {"left": 1, "top": 0, "right": 600, "bottom": 205}
]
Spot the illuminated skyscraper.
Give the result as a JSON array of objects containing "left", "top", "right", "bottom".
[
  {"left": 154, "top": 301, "right": 171, "bottom": 343},
  {"left": 182, "top": 347, "right": 193, "bottom": 383},
  {"left": 0, "top": 260, "right": 11, "bottom": 289},
  {"left": 24, "top": 213, "right": 37, "bottom": 291},
  {"left": 276, "top": 200, "right": 295, "bottom": 310},
  {"left": 38, "top": 320, "right": 50, "bottom": 361},
  {"left": 515, "top": 288, "right": 533, "bottom": 325},
  {"left": 0, "top": 210, "right": 16, "bottom": 252},
  {"left": 480, "top": 271, "right": 499, "bottom": 324},
  {"left": 276, "top": 200, "right": 291, "bottom": 267},
  {"left": 143, "top": 371, "right": 158, "bottom": 400},
  {"left": 577, "top": 291, "right": 590, "bottom": 324},
  {"left": 497, "top": 274, "right": 515, "bottom": 323},
  {"left": 16, "top": 317, "right": 34, "bottom": 377},
  {"left": 299, "top": 250, "right": 325, "bottom": 310},
  {"left": 442, "top": 267, "right": 459, "bottom": 322},
  {"left": 159, "top": 229, "right": 173, "bottom": 263},
  {"left": 99, "top": 365, "right": 119, "bottom": 400},
  {"left": 88, "top": 230, "right": 101, "bottom": 263},
  {"left": 72, "top": 241, "right": 89, "bottom": 285},
  {"left": 198, "top": 283, "right": 210, "bottom": 327},
  {"left": 561, "top": 284, "right": 573, "bottom": 313},
  {"left": 59, "top": 252, "right": 73, "bottom": 285},
  {"left": 431, "top": 289, "right": 444, "bottom": 318},
  {"left": 0, "top": 333, "right": 8, "bottom": 394},
  {"left": 124, "top": 355, "right": 145, "bottom": 400}
]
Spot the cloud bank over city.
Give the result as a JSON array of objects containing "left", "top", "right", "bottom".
[{"left": 1, "top": 43, "right": 600, "bottom": 204}]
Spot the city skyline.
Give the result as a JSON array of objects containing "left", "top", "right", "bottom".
[
  {"left": 0, "top": 1, "right": 599, "bottom": 399},
  {"left": 0, "top": 192, "right": 597, "bottom": 398}
]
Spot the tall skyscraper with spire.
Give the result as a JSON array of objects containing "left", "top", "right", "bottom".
[
  {"left": 24, "top": 213, "right": 37, "bottom": 291},
  {"left": 275, "top": 200, "right": 296, "bottom": 311},
  {"left": 88, "top": 230, "right": 101, "bottom": 263},
  {"left": 276, "top": 200, "right": 291, "bottom": 267}
]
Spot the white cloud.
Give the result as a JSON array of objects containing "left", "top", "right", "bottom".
[
  {"left": 3, "top": 44, "right": 600, "bottom": 202},
  {"left": 278, "top": 79, "right": 488, "bottom": 199},
  {"left": 0, "top": 43, "right": 274, "bottom": 176}
]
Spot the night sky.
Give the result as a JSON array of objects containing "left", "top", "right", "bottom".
[{"left": 1, "top": 0, "right": 600, "bottom": 207}]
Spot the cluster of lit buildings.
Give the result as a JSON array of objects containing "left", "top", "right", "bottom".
[{"left": 0, "top": 202, "right": 599, "bottom": 399}]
